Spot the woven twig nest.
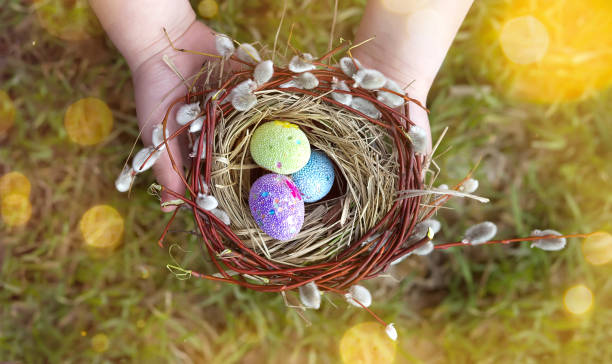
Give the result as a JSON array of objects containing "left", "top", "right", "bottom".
[{"left": 146, "top": 37, "right": 432, "bottom": 296}]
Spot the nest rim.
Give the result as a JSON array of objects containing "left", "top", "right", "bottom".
[{"left": 158, "top": 46, "right": 429, "bottom": 293}]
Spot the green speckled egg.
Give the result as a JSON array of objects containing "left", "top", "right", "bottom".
[{"left": 250, "top": 121, "right": 311, "bottom": 174}]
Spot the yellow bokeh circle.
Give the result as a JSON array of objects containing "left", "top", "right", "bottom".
[
  {"left": 197, "top": 0, "right": 219, "bottom": 19},
  {"left": 0, "top": 90, "right": 16, "bottom": 136},
  {"left": 91, "top": 333, "right": 110, "bottom": 353},
  {"left": 1, "top": 194, "right": 33, "bottom": 227},
  {"left": 79, "top": 205, "right": 124, "bottom": 252},
  {"left": 582, "top": 232, "right": 612, "bottom": 266},
  {"left": 0, "top": 172, "right": 32, "bottom": 200},
  {"left": 64, "top": 97, "right": 113, "bottom": 146},
  {"left": 563, "top": 284, "right": 593, "bottom": 315},
  {"left": 35, "top": 0, "right": 103, "bottom": 41},
  {"left": 500, "top": 16, "right": 549, "bottom": 65},
  {"left": 339, "top": 322, "right": 397, "bottom": 364}
]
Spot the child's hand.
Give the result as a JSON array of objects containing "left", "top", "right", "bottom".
[{"left": 354, "top": 0, "right": 474, "bottom": 153}]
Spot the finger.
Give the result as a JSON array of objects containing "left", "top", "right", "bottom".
[
  {"left": 408, "top": 100, "right": 432, "bottom": 154},
  {"left": 131, "top": 21, "right": 222, "bottom": 212},
  {"left": 134, "top": 90, "right": 187, "bottom": 211},
  {"left": 133, "top": 58, "right": 203, "bottom": 211}
]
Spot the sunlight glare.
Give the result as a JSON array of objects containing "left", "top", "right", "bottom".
[
  {"left": 197, "top": 0, "right": 219, "bottom": 19},
  {"left": 79, "top": 205, "right": 124, "bottom": 254},
  {"left": 339, "top": 322, "right": 396, "bottom": 364},
  {"left": 0, "top": 172, "right": 31, "bottom": 200},
  {"left": 91, "top": 333, "right": 110, "bottom": 353},
  {"left": 64, "top": 97, "right": 114, "bottom": 146},
  {"left": 1, "top": 194, "right": 33, "bottom": 227},
  {"left": 500, "top": 16, "right": 549, "bottom": 64},
  {"left": 582, "top": 232, "right": 612, "bottom": 266},
  {"left": 35, "top": 0, "right": 102, "bottom": 41},
  {"left": 564, "top": 284, "right": 593, "bottom": 315},
  {"left": 481, "top": 0, "right": 612, "bottom": 102}
]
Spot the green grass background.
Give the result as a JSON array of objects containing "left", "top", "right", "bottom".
[{"left": 1, "top": 0, "right": 611, "bottom": 362}]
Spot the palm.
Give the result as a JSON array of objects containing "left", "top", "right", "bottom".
[{"left": 132, "top": 21, "right": 217, "bottom": 210}]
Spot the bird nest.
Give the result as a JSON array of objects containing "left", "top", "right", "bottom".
[{"left": 147, "top": 37, "right": 435, "bottom": 294}]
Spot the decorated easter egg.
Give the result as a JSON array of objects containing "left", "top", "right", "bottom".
[
  {"left": 291, "top": 150, "right": 335, "bottom": 202},
  {"left": 249, "top": 174, "right": 304, "bottom": 241},
  {"left": 250, "top": 121, "right": 311, "bottom": 174}
]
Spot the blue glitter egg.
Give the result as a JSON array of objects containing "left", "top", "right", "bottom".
[{"left": 290, "top": 150, "right": 335, "bottom": 203}]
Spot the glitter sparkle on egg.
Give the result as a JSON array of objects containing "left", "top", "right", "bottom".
[
  {"left": 249, "top": 173, "right": 305, "bottom": 241},
  {"left": 291, "top": 150, "right": 335, "bottom": 203},
  {"left": 249, "top": 120, "right": 311, "bottom": 174}
]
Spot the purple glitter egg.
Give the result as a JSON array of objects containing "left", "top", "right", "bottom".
[{"left": 249, "top": 174, "right": 305, "bottom": 241}]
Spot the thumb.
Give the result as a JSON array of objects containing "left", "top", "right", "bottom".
[{"left": 133, "top": 60, "right": 204, "bottom": 212}]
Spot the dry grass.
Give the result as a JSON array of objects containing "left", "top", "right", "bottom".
[{"left": 211, "top": 91, "right": 398, "bottom": 265}]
